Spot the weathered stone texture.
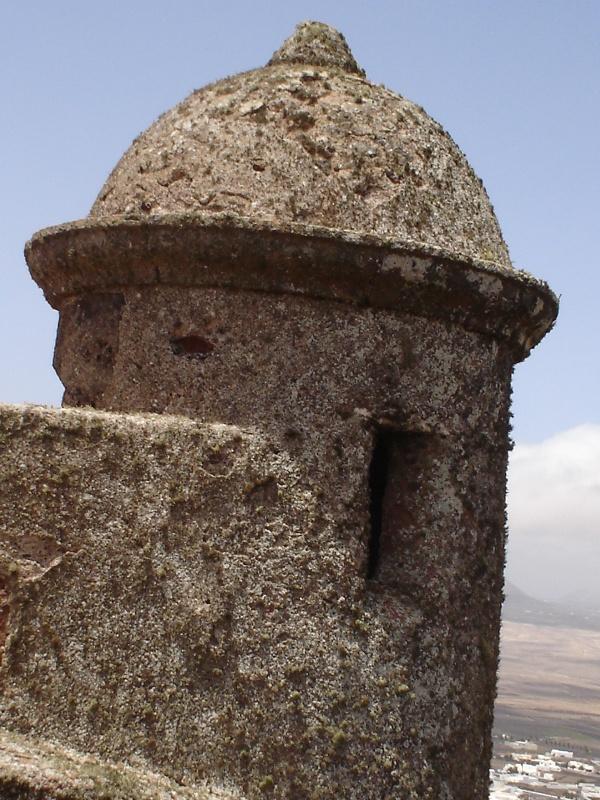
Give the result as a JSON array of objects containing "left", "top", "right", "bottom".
[
  {"left": 0, "top": 292, "right": 511, "bottom": 797},
  {"left": 52, "top": 285, "right": 513, "bottom": 434}
]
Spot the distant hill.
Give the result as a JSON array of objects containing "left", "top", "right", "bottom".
[
  {"left": 559, "top": 586, "right": 600, "bottom": 611},
  {"left": 503, "top": 581, "right": 600, "bottom": 631}
]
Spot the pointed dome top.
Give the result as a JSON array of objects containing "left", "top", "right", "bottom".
[{"left": 268, "top": 21, "right": 365, "bottom": 76}]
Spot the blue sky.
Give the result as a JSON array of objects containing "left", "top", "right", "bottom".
[{"left": 1, "top": 2, "right": 599, "bottom": 597}]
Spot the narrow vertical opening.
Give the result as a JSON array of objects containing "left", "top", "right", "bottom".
[
  {"left": 367, "top": 430, "right": 392, "bottom": 580},
  {"left": 366, "top": 429, "right": 432, "bottom": 588}
]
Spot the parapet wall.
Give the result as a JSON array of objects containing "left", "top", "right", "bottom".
[{"left": 0, "top": 402, "right": 509, "bottom": 799}]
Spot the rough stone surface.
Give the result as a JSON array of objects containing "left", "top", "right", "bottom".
[
  {"left": 90, "top": 22, "right": 512, "bottom": 271},
  {"left": 0, "top": 285, "right": 511, "bottom": 798},
  {"left": 49, "top": 284, "right": 514, "bottom": 436},
  {"left": 268, "top": 21, "right": 365, "bottom": 76}
]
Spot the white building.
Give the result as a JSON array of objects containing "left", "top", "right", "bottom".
[
  {"left": 569, "top": 760, "right": 595, "bottom": 773},
  {"left": 537, "top": 758, "right": 560, "bottom": 772},
  {"left": 551, "top": 748, "right": 574, "bottom": 760}
]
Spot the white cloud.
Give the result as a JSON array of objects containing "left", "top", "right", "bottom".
[{"left": 506, "top": 424, "right": 600, "bottom": 603}]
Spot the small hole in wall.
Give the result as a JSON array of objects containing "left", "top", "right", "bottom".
[
  {"left": 170, "top": 335, "right": 215, "bottom": 358},
  {"left": 367, "top": 431, "right": 391, "bottom": 580},
  {"left": 0, "top": 581, "right": 10, "bottom": 667}
]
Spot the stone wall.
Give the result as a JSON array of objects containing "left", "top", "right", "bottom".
[{"left": 0, "top": 285, "right": 512, "bottom": 799}]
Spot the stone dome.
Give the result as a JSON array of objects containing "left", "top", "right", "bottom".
[{"left": 91, "top": 21, "right": 512, "bottom": 271}]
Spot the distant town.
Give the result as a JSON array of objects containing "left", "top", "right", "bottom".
[
  {"left": 492, "top": 582, "right": 600, "bottom": 798},
  {"left": 491, "top": 735, "right": 600, "bottom": 798}
]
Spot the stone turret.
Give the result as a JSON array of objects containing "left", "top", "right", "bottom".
[{"left": 0, "top": 22, "right": 557, "bottom": 800}]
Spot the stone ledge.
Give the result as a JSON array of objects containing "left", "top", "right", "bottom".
[
  {"left": 25, "top": 214, "right": 558, "bottom": 360},
  {"left": 0, "top": 728, "right": 235, "bottom": 800}
]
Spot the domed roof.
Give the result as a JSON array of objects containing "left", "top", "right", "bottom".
[
  {"left": 91, "top": 21, "right": 511, "bottom": 271},
  {"left": 27, "top": 21, "right": 558, "bottom": 360}
]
